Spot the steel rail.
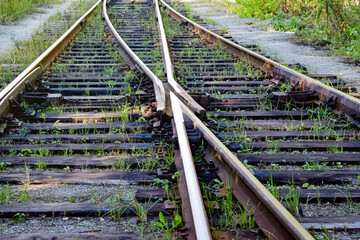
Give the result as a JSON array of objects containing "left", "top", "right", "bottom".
[
  {"left": 159, "top": 0, "right": 360, "bottom": 121},
  {"left": 177, "top": 96, "right": 314, "bottom": 240},
  {"left": 103, "top": 0, "right": 166, "bottom": 114},
  {"left": 154, "top": 0, "right": 205, "bottom": 117},
  {"left": 0, "top": 0, "right": 103, "bottom": 117},
  {"left": 170, "top": 91, "right": 212, "bottom": 240}
]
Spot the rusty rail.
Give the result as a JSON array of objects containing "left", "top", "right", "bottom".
[
  {"left": 170, "top": 92, "right": 212, "bottom": 240},
  {"left": 157, "top": 1, "right": 315, "bottom": 239}
]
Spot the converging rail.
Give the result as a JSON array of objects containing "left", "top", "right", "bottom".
[{"left": 0, "top": 0, "right": 359, "bottom": 239}]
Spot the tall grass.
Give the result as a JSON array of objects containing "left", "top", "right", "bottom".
[{"left": 0, "top": 0, "right": 62, "bottom": 24}]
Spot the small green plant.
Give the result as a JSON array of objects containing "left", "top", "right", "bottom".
[
  {"left": 67, "top": 196, "right": 77, "bottom": 203},
  {"left": 137, "top": 117, "right": 147, "bottom": 123},
  {"left": 264, "top": 175, "right": 279, "bottom": 200},
  {"left": 236, "top": 201, "right": 256, "bottom": 230},
  {"left": 112, "top": 158, "right": 131, "bottom": 170},
  {"left": 284, "top": 180, "right": 300, "bottom": 216},
  {"left": 303, "top": 160, "right": 328, "bottom": 170},
  {"left": 107, "top": 196, "right": 124, "bottom": 221},
  {"left": 327, "top": 146, "right": 343, "bottom": 153},
  {"left": 63, "top": 149, "right": 73, "bottom": 157},
  {"left": 0, "top": 182, "right": 11, "bottom": 203},
  {"left": 18, "top": 187, "right": 29, "bottom": 202},
  {"left": 203, "top": 18, "right": 217, "bottom": 25},
  {"left": 153, "top": 178, "right": 170, "bottom": 197},
  {"left": 237, "top": 141, "right": 253, "bottom": 154},
  {"left": 37, "top": 160, "right": 47, "bottom": 172},
  {"left": 63, "top": 166, "right": 71, "bottom": 172},
  {"left": 91, "top": 193, "right": 101, "bottom": 203},
  {"left": 13, "top": 213, "right": 26, "bottom": 223},
  {"left": 132, "top": 199, "right": 157, "bottom": 239},
  {"left": 155, "top": 211, "right": 182, "bottom": 239},
  {"left": 212, "top": 179, "right": 225, "bottom": 189},
  {"left": 302, "top": 183, "right": 314, "bottom": 189},
  {"left": 219, "top": 183, "right": 235, "bottom": 230},
  {"left": 0, "top": 162, "right": 11, "bottom": 172}
]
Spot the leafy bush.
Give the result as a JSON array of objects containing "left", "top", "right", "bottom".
[
  {"left": 227, "top": 0, "right": 281, "bottom": 19},
  {"left": 271, "top": 13, "right": 302, "bottom": 32}
]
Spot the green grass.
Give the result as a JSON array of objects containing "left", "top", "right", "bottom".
[
  {"left": 0, "top": 0, "right": 62, "bottom": 24},
  {"left": 225, "top": 0, "right": 360, "bottom": 61},
  {"left": 0, "top": 0, "right": 96, "bottom": 87},
  {"left": 225, "top": 0, "right": 280, "bottom": 19}
]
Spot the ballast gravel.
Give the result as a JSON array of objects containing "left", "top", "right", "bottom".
[{"left": 0, "top": 216, "right": 142, "bottom": 234}]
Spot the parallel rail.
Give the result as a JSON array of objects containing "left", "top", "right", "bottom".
[
  {"left": 154, "top": 0, "right": 205, "bottom": 117},
  {"left": 0, "top": 1, "right": 169, "bottom": 238}
]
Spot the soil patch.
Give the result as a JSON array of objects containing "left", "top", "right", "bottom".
[{"left": 0, "top": 0, "right": 74, "bottom": 55}]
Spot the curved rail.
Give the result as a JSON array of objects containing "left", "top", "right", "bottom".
[
  {"left": 154, "top": 0, "right": 205, "bottom": 117},
  {"left": 103, "top": 0, "right": 166, "bottom": 114},
  {"left": 159, "top": 0, "right": 360, "bottom": 121},
  {"left": 0, "top": 0, "right": 103, "bottom": 117}
]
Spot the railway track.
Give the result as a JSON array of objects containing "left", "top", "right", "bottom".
[{"left": 0, "top": 0, "right": 359, "bottom": 239}]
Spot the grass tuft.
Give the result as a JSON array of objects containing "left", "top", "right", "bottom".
[{"left": 0, "top": 0, "right": 62, "bottom": 24}]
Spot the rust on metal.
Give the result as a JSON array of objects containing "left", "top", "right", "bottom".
[{"left": 173, "top": 149, "right": 198, "bottom": 240}]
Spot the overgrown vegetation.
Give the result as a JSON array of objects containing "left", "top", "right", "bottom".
[
  {"left": 0, "top": 0, "right": 62, "bottom": 24},
  {"left": 226, "top": 0, "right": 360, "bottom": 61},
  {"left": 0, "top": 0, "right": 96, "bottom": 87}
]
